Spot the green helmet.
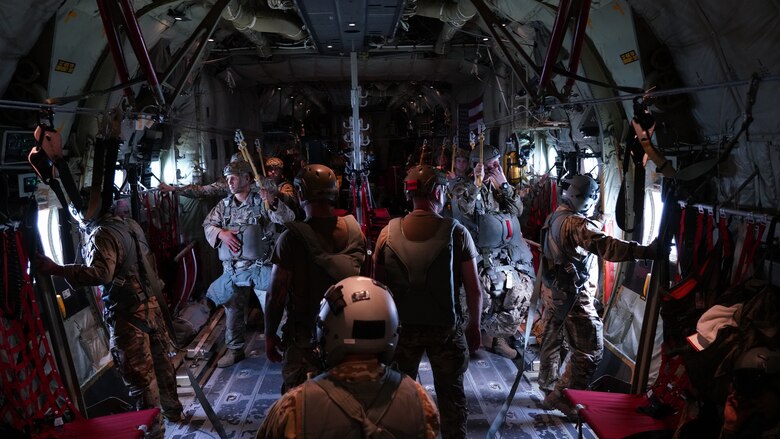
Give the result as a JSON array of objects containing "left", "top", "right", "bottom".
[
  {"left": 469, "top": 145, "right": 501, "bottom": 167},
  {"left": 295, "top": 164, "right": 338, "bottom": 203},
  {"left": 405, "top": 165, "right": 446, "bottom": 197},
  {"left": 223, "top": 160, "right": 252, "bottom": 177}
]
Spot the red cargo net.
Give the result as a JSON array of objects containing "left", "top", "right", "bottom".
[{"left": 0, "top": 229, "right": 78, "bottom": 433}]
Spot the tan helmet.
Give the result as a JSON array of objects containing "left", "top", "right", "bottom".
[
  {"left": 469, "top": 145, "right": 501, "bottom": 167},
  {"left": 316, "top": 276, "right": 399, "bottom": 366},
  {"left": 405, "top": 165, "right": 446, "bottom": 197},
  {"left": 294, "top": 164, "right": 338, "bottom": 203},
  {"left": 223, "top": 160, "right": 252, "bottom": 177},
  {"left": 265, "top": 157, "right": 284, "bottom": 169}
]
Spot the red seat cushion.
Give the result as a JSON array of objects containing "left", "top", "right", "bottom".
[
  {"left": 564, "top": 389, "right": 679, "bottom": 439},
  {"left": 43, "top": 408, "right": 160, "bottom": 439}
]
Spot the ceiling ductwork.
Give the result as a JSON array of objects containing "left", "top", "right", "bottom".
[
  {"left": 221, "top": 0, "right": 307, "bottom": 42},
  {"left": 416, "top": 0, "right": 477, "bottom": 54}
]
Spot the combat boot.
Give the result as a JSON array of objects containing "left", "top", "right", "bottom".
[
  {"left": 217, "top": 348, "right": 246, "bottom": 368},
  {"left": 491, "top": 337, "right": 520, "bottom": 360},
  {"left": 542, "top": 389, "right": 579, "bottom": 422}
]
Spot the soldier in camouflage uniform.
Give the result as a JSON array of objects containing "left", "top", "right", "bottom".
[
  {"left": 450, "top": 145, "right": 535, "bottom": 359},
  {"left": 257, "top": 276, "right": 440, "bottom": 439},
  {"left": 265, "top": 156, "right": 295, "bottom": 198},
  {"left": 36, "top": 213, "right": 183, "bottom": 438},
  {"left": 539, "top": 174, "right": 655, "bottom": 419},
  {"left": 203, "top": 160, "right": 295, "bottom": 367},
  {"left": 374, "top": 165, "right": 482, "bottom": 439}
]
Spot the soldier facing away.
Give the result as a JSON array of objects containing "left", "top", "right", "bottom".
[
  {"left": 265, "top": 164, "right": 367, "bottom": 393},
  {"left": 539, "top": 174, "right": 656, "bottom": 419},
  {"left": 257, "top": 276, "right": 440, "bottom": 438},
  {"left": 36, "top": 210, "right": 183, "bottom": 438},
  {"left": 374, "top": 165, "right": 483, "bottom": 439}
]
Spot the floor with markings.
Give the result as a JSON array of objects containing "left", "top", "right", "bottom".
[{"left": 165, "top": 330, "right": 595, "bottom": 439}]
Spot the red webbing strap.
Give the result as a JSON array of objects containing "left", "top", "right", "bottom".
[
  {"left": 0, "top": 231, "right": 80, "bottom": 432},
  {"left": 734, "top": 222, "right": 765, "bottom": 285},
  {"left": 706, "top": 212, "right": 714, "bottom": 251},
  {"left": 719, "top": 217, "right": 733, "bottom": 258},
  {"left": 692, "top": 210, "right": 705, "bottom": 271}
]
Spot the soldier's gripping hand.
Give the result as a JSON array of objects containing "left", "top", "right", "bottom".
[
  {"left": 637, "top": 238, "right": 658, "bottom": 260},
  {"left": 218, "top": 229, "right": 241, "bottom": 253},
  {"left": 265, "top": 333, "right": 284, "bottom": 363},
  {"left": 34, "top": 253, "right": 62, "bottom": 276},
  {"left": 158, "top": 183, "right": 177, "bottom": 193},
  {"left": 473, "top": 163, "right": 485, "bottom": 186}
]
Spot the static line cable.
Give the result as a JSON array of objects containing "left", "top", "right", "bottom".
[{"left": 546, "top": 73, "right": 780, "bottom": 109}]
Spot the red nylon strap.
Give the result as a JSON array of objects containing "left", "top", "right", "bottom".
[
  {"left": 676, "top": 208, "right": 687, "bottom": 282},
  {"left": 505, "top": 219, "right": 513, "bottom": 239},
  {"left": 719, "top": 217, "right": 733, "bottom": 257},
  {"left": 734, "top": 222, "right": 756, "bottom": 285},
  {"left": 692, "top": 210, "right": 705, "bottom": 271},
  {"left": 2, "top": 232, "right": 9, "bottom": 314},
  {"left": 0, "top": 230, "right": 80, "bottom": 432},
  {"left": 706, "top": 212, "right": 714, "bottom": 251},
  {"left": 734, "top": 222, "right": 765, "bottom": 285}
]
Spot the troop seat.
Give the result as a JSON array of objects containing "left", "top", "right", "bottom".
[
  {"left": 42, "top": 408, "right": 160, "bottom": 439},
  {"left": 563, "top": 389, "right": 680, "bottom": 439}
]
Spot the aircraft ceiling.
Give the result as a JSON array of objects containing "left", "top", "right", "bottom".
[{"left": 0, "top": 0, "right": 778, "bottom": 206}]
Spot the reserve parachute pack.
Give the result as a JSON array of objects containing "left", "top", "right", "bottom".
[{"left": 217, "top": 195, "right": 272, "bottom": 262}]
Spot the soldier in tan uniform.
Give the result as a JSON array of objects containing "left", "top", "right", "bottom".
[
  {"left": 257, "top": 276, "right": 440, "bottom": 439},
  {"left": 265, "top": 164, "right": 367, "bottom": 392},
  {"left": 450, "top": 145, "right": 535, "bottom": 359},
  {"left": 539, "top": 174, "right": 656, "bottom": 419},
  {"left": 374, "top": 165, "right": 482, "bottom": 439},
  {"left": 36, "top": 212, "right": 182, "bottom": 438},
  {"left": 203, "top": 160, "right": 295, "bottom": 367}
]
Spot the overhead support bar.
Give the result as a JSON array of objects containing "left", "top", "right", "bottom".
[{"left": 469, "top": 0, "right": 540, "bottom": 104}]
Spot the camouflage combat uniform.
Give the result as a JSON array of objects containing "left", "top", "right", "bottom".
[
  {"left": 374, "top": 210, "right": 478, "bottom": 439},
  {"left": 60, "top": 214, "right": 182, "bottom": 438},
  {"left": 451, "top": 179, "right": 535, "bottom": 341},
  {"left": 203, "top": 192, "right": 295, "bottom": 351},
  {"left": 257, "top": 359, "right": 440, "bottom": 439},
  {"left": 539, "top": 205, "right": 651, "bottom": 394},
  {"left": 174, "top": 180, "right": 230, "bottom": 198}
]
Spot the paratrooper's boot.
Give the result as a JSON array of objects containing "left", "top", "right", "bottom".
[
  {"left": 491, "top": 337, "right": 520, "bottom": 360},
  {"left": 217, "top": 348, "right": 246, "bottom": 368}
]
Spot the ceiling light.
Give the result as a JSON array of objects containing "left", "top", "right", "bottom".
[
  {"left": 327, "top": 45, "right": 333, "bottom": 49},
  {"left": 348, "top": 23, "right": 356, "bottom": 27},
  {"left": 482, "top": 37, "right": 489, "bottom": 41},
  {"left": 207, "top": 37, "right": 215, "bottom": 42},
  {"left": 167, "top": 7, "right": 190, "bottom": 22}
]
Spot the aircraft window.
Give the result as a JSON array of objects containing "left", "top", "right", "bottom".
[
  {"left": 642, "top": 186, "right": 674, "bottom": 262},
  {"left": 150, "top": 159, "right": 161, "bottom": 187},
  {"left": 581, "top": 149, "right": 599, "bottom": 176},
  {"left": 37, "top": 207, "right": 64, "bottom": 265},
  {"left": 546, "top": 146, "right": 558, "bottom": 177}
]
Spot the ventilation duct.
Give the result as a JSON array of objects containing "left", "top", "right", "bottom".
[
  {"left": 221, "top": 0, "right": 306, "bottom": 41},
  {"left": 416, "top": 0, "right": 477, "bottom": 55}
]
